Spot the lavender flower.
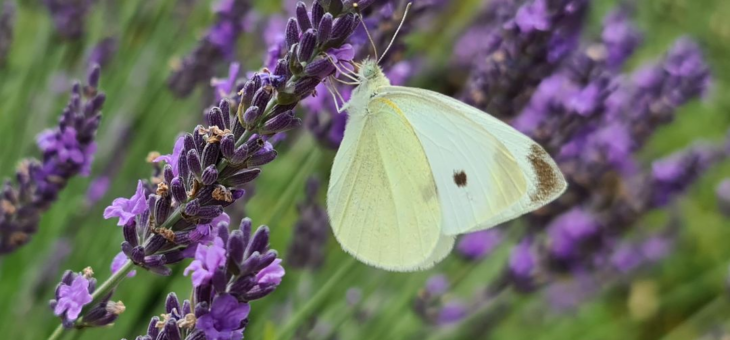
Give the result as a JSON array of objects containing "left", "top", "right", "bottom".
[
  {"left": 103, "top": 180, "right": 148, "bottom": 226},
  {"left": 459, "top": 0, "right": 589, "bottom": 118},
  {"left": 133, "top": 216, "right": 284, "bottom": 340},
  {"left": 167, "top": 0, "right": 252, "bottom": 98},
  {"left": 49, "top": 268, "right": 125, "bottom": 328},
  {"left": 43, "top": 0, "right": 96, "bottom": 39},
  {"left": 286, "top": 177, "right": 329, "bottom": 269},
  {"left": 88, "top": 37, "right": 118, "bottom": 68},
  {"left": 0, "top": 66, "right": 105, "bottom": 255},
  {"left": 456, "top": 229, "right": 502, "bottom": 260},
  {"left": 111, "top": 251, "right": 137, "bottom": 278},
  {"left": 0, "top": 2, "right": 14, "bottom": 67}
]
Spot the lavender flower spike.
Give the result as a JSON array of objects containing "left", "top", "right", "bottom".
[
  {"left": 43, "top": 0, "right": 96, "bottom": 39},
  {"left": 49, "top": 268, "right": 126, "bottom": 328},
  {"left": 0, "top": 65, "right": 105, "bottom": 255}
]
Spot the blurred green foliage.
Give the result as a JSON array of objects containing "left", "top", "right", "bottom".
[{"left": 0, "top": 0, "right": 729, "bottom": 339}]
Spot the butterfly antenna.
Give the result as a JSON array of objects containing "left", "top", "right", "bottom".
[
  {"left": 379, "top": 2, "right": 412, "bottom": 64},
  {"left": 354, "top": 3, "right": 379, "bottom": 61},
  {"left": 325, "top": 55, "right": 361, "bottom": 83}
]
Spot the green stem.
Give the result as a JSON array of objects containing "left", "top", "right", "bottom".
[{"left": 47, "top": 324, "right": 66, "bottom": 340}]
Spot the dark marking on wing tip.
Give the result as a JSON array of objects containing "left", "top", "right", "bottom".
[
  {"left": 527, "top": 144, "right": 562, "bottom": 203},
  {"left": 453, "top": 171, "right": 467, "bottom": 187}
]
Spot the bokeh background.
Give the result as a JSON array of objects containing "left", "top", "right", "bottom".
[{"left": 1, "top": 0, "right": 730, "bottom": 339}]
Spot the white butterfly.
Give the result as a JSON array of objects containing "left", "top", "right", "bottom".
[{"left": 324, "top": 5, "right": 567, "bottom": 271}]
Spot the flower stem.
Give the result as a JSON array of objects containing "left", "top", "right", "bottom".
[{"left": 47, "top": 324, "right": 66, "bottom": 340}]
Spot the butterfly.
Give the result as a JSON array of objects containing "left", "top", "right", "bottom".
[{"left": 325, "top": 4, "right": 567, "bottom": 271}]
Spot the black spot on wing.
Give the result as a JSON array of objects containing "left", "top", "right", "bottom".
[{"left": 453, "top": 171, "right": 467, "bottom": 187}]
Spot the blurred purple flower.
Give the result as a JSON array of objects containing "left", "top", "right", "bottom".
[
  {"left": 0, "top": 2, "right": 15, "bottom": 67},
  {"left": 111, "top": 251, "right": 136, "bottom": 278},
  {"left": 437, "top": 301, "right": 468, "bottom": 325},
  {"left": 426, "top": 274, "right": 449, "bottom": 296},
  {"left": 515, "top": 0, "right": 550, "bottom": 33},
  {"left": 601, "top": 10, "right": 641, "bottom": 69},
  {"left": 716, "top": 178, "right": 730, "bottom": 217},
  {"left": 43, "top": 0, "right": 95, "bottom": 39},
  {"left": 457, "top": 229, "right": 502, "bottom": 260}
]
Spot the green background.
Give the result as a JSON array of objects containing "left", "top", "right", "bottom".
[{"left": 1, "top": 0, "right": 729, "bottom": 339}]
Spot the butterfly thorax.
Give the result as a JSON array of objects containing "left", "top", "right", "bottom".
[{"left": 345, "top": 59, "right": 391, "bottom": 118}]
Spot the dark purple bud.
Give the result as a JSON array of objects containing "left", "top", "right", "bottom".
[
  {"left": 187, "top": 149, "right": 202, "bottom": 177},
  {"left": 177, "top": 150, "right": 190, "bottom": 180},
  {"left": 170, "top": 177, "right": 187, "bottom": 203},
  {"left": 241, "top": 251, "right": 261, "bottom": 275},
  {"left": 201, "top": 143, "right": 220, "bottom": 168},
  {"left": 219, "top": 99, "right": 231, "bottom": 126},
  {"left": 131, "top": 246, "right": 146, "bottom": 264},
  {"left": 123, "top": 222, "right": 138, "bottom": 247},
  {"left": 285, "top": 18, "right": 300, "bottom": 49},
  {"left": 245, "top": 135, "right": 265, "bottom": 154},
  {"left": 212, "top": 267, "right": 228, "bottom": 293},
  {"left": 330, "top": 13, "right": 357, "bottom": 43},
  {"left": 187, "top": 330, "right": 207, "bottom": 340},
  {"left": 201, "top": 165, "right": 218, "bottom": 186},
  {"left": 60, "top": 270, "right": 75, "bottom": 285},
  {"left": 232, "top": 118, "right": 245, "bottom": 140},
  {"left": 194, "top": 301, "right": 209, "bottom": 318},
  {"left": 230, "top": 144, "right": 249, "bottom": 165},
  {"left": 165, "top": 292, "right": 181, "bottom": 314},
  {"left": 230, "top": 189, "right": 245, "bottom": 201},
  {"left": 147, "top": 316, "right": 160, "bottom": 339},
  {"left": 247, "top": 149, "right": 277, "bottom": 167},
  {"left": 311, "top": 1, "right": 325, "bottom": 27},
  {"left": 121, "top": 241, "right": 133, "bottom": 258},
  {"left": 88, "top": 65, "right": 101, "bottom": 88},
  {"left": 227, "top": 230, "right": 246, "bottom": 264},
  {"left": 144, "top": 235, "right": 166, "bottom": 255},
  {"left": 305, "top": 58, "right": 336, "bottom": 77},
  {"left": 229, "top": 275, "right": 255, "bottom": 294},
  {"left": 164, "top": 250, "right": 185, "bottom": 264},
  {"left": 155, "top": 197, "right": 171, "bottom": 225},
  {"left": 273, "top": 58, "right": 289, "bottom": 78},
  {"left": 163, "top": 165, "right": 174, "bottom": 184},
  {"left": 241, "top": 80, "right": 257, "bottom": 108},
  {"left": 144, "top": 254, "right": 165, "bottom": 267},
  {"left": 243, "top": 284, "right": 277, "bottom": 300},
  {"left": 317, "top": 13, "right": 333, "bottom": 44},
  {"left": 296, "top": 2, "right": 312, "bottom": 31},
  {"left": 173, "top": 231, "right": 191, "bottom": 245},
  {"left": 252, "top": 73, "right": 263, "bottom": 90},
  {"left": 252, "top": 86, "right": 273, "bottom": 114},
  {"left": 197, "top": 205, "right": 223, "bottom": 219},
  {"left": 294, "top": 77, "right": 321, "bottom": 97},
  {"left": 298, "top": 29, "right": 317, "bottom": 62},
  {"left": 225, "top": 168, "right": 261, "bottom": 187},
  {"left": 220, "top": 135, "right": 236, "bottom": 158},
  {"left": 262, "top": 111, "right": 302, "bottom": 134},
  {"left": 147, "top": 195, "right": 158, "bottom": 219},
  {"left": 193, "top": 125, "right": 206, "bottom": 150},
  {"left": 247, "top": 226, "right": 270, "bottom": 257},
  {"left": 217, "top": 223, "right": 229, "bottom": 244},
  {"left": 182, "top": 300, "right": 192, "bottom": 315},
  {"left": 207, "top": 107, "right": 226, "bottom": 130},
  {"left": 257, "top": 250, "right": 278, "bottom": 272},
  {"left": 243, "top": 106, "right": 262, "bottom": 127},
  {"left": 164, "top": 319, "right": 182, "bottom": 340},
  {"left": 184, "top": 198, "right": 200, "bottom": 216},
  {"left": 240, "top": 217, "right": 252, "bottom": 245}
]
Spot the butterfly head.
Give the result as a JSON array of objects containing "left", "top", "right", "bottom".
[{"left": 357, "top": 58, "right": 390, "bottom": 88}]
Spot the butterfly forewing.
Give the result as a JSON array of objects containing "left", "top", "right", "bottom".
[
  {"left": 378, "top": 87, "right": 567, "bottom": 235},
  {"left": 327, "top": 98, "right": 445, "bottom": 271}
]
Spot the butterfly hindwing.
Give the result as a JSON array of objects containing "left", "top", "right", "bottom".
[
  {"left": 327, "top": 97, "right": 447, "bottom": 271},
  {"left": 378, "top": 86, "right": 567, "bottom": 235}
]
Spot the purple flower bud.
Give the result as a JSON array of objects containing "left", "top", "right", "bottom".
[
  {"left": 144, "top": 235, "right": 167, "bottom": 255},
  {"left": 262, "top": 111, "right": 302, "bottom": 134},
  {"left": 201, "top": 143, "right": 220, "bottom": 168},
  {"left": 147, "top": 316, "right": 160, "bottom": 338},
  {"left": 317, "top": 13, "right": 333, "bottom": 45},
  {"left": 296, "top": 2, "right": 312, "bottom": 31},
  {"left": 201, "top": 165, "right": 219, "bottom": 186},
  {"left": 330, "top": 13, "right": 357, "bottom": 43},
  {"left": 187, "top": 149, "right": 202, "bottom": 177},
  {"left": 184, "top": 198, "right": 200, "bottom": 216},
  {"left": 230, "top": 145, "right": 249, "bottom": 165},
  {"left": 239, "top": 217, "right": 252, "bottom": 242},
  {"left": 220, "top": 135, "right": 235, "bottom": 159},
  {"left": 197, "top": 205, "right": 223, "bottom": 219},
  {"left": 193, "top": 125, "right": 206, "bottom": 150},
  {"left": 207, "top": 107, "right": 226, "bottom": 130},
  {"left": 251, "top": 86, "right": 273, "bottom": 114},
  {"left": 170, "top": 177, "right": 187, "bottom": 203},
  {"left": 247, "top": 148, "right": 277, "bottom": 167},
  {"left": 164, "top": 319, "right": 182, "bottom": 340},
  {"left": 247, "top": 226, "right": 270, "bottom": 257},
  {"left": 294, "top": 77, "right": 321, "bottom": 97},
  {"left": 130, "top": 245, "right": 145, "bottom": 264},
  {"left": 165, "top": 292, "right": 181, "bottom": 315},
  {"left": 121, "top": 221, "right": 138, "bottom": 246},
  {"left": 182, "top": 300, "right": 192, "bottom": 315},
  {"left": 298, "top": 29, "right": 317, "bottom": 62},
  {"left": 227, "top": 230, "right": 246, "bottom": 264},
  {"left": 155, "top": 197, "right": 172, "bottom": 225},
  {"left": 164, "top": 250, "right": 185, "bottom": 265},
  {"left": 305, "top": 57, "right": 336, "bottom": 77},
  {"left": 311, "top": 1, "right": 325, "bottom": 28},
  {"left": 177, "top": 149, "right": 190, "bottom": 180},
  {"left": 243, "top": 107, "right": 262, "bottom": 127},
  {"left": 285, "top": 18, "right": 300, "bottom": 49},
  {"left": 231, "top": 118, "right": 245, "bottom": 140},
  {"left": 212, "top": 267, "right": 228, "bottom": 293},
  {"left": 241, "top": 79, "right": 256, "bottom": 108},
  {"left": 163, "top": 165, "right": 174, "bottom": 184},
  {"left": 273, "top": 58, "right": 289, "bottom": 78},
  {"left": 225, "top": 168, "right": 261, "bottom": 187},
  {"left": 219, "top": 99, "right": 231, "bottom": 125}
]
